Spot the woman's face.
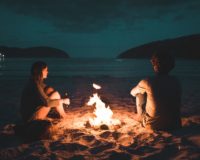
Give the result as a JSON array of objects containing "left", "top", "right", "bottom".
[{"left": 42, "top": 67, "right": 48, "bottom": 79}]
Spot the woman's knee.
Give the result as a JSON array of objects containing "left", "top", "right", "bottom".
[
  {"left": 45, "top": 87, "right": 55, "bottom": 96},
  {"left": 49, "top": 91, "right": 61, "bottom": 99}
]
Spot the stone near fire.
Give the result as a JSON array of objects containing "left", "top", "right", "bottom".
[{"left": 100, "top": 124, "right": 109, "bottom": 130}]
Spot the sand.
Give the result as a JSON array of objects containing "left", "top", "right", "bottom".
[{"left": 0, "top": 76, "right": 200, "bottom": 160}]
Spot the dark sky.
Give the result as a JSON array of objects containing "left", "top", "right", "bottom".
[{"left": 0, "top": 0, "right": 200, "bottom": 58}]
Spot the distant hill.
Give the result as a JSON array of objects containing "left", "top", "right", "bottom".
[
  {"left": 0, "top": 46, "right": 69, "bottom": 58},
  {"left": 118, "top": 34, "right": 200, "bottom": 59}
]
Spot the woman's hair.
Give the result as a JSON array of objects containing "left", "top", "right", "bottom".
[
  {"left": 31, "top": 61, "right": 47, "bottom": 82},
  {"left": 151, "top": 52, "right": 175, "bottom": 74}
]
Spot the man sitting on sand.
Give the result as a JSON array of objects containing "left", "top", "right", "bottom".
[{"left": 130, "top": 52, "right": 182, "bottom": 131}]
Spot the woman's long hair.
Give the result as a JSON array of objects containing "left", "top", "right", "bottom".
[{"left": 31, "top": 61, "right": 47, "bottom": 82}]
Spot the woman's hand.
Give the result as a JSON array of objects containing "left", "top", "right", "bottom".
[{"left": 62, "top": 98, "right": 70, "bottom": 105}]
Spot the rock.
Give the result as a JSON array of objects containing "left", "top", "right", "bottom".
[{"left": 100, "top": 124, "right": 109, "bottom": 130}]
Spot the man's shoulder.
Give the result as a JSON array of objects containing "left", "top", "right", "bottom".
[
  {"left": 138, "top": 77, "right": 152, "bottom": 87},
  {"left": 140, "top": 77, "right": 153, "bottom": 83}
]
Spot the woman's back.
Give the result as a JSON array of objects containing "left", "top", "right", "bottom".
[{"left": 20, "top": 79, "right": 47, "bottom": 122}]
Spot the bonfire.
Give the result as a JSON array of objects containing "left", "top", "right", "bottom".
[
  {"left": 87, "top": 83, "right": 121, "bottom": 128},
  {"left": 50, "top": 82, "right": 139, "bottom": 145}
]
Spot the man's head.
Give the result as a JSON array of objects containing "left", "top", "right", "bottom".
[{"left": 151, "top": 52, "right": 175, "bottom": 75}]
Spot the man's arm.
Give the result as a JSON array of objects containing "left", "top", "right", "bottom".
[{"left": 130, "top": 80, "right": 146, "bottom": 97}]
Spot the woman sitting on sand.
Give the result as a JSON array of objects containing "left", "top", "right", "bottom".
[
  {"left": 130, "top": 52, "right": 182, "bottom": 131},
  {"left": 20, "top": 61, "right": 70, "bottom": 122},
  {"left": 17, "top": 61, "right": 70, "bottom": 140}
]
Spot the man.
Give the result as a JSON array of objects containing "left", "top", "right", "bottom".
[{"left": 130, "top": 52, "right": 182, "bottom": 131}]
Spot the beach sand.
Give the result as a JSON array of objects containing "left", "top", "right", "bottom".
[{"left": 0, "top": 76, "right": 200, "bottom": 160}]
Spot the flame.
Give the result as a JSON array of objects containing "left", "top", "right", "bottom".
[
  {"left": 87, "top": 84, "right": 121, "bottom": 127},
  {"left": 93, "top": 83, "right": 101, "bottom": 90}
]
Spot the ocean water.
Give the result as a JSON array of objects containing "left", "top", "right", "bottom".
[{"left": 0, "top": 58, "right": 200, "bottom": 78}]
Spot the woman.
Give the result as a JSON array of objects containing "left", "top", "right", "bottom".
[
  {"left": 20, "top": 61, "right": 70, "bottom": 122},
  {"left": 18, "top": 61, "right": 70, "bottom": 140}
]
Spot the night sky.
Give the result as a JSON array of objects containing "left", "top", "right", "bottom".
[{"left": 0, "top": 0, "right": 200, "bottom": 58}]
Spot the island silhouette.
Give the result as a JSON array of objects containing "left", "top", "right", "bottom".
[
  {"left": 118, "top": 34, "right": 200, "bottom": 59},
  {"left": 0, "top": 46, "right": 69, "bottom": 58}
]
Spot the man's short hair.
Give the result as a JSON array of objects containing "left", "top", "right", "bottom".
[{"left": 151, "top": 52, "right": 175, "bottom": 74}]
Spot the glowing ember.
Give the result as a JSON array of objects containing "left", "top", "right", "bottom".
[
  {"left": 87, "top": 83, "right": 121, "bottom": 127},
  {"left": 93, "top": 83, "right": 101, "bottom": 90}
]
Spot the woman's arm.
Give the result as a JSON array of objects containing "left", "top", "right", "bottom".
[
  {"left": 44, "top": 86, "right": 56, "bottom": 96},
  {"left": 35, "top": 82, "right": 70, "bottom": 108}
]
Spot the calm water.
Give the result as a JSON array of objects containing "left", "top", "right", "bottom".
[{"left": 0, "top": 58, "right": 200, "bottom": 78}]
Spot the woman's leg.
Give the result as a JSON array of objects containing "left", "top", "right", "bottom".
[
  {"left": 31, "top": 106, "right": 51, "bottom": 120},
  {"left": 31, "top": 89, "right": 66, "bottom": 120},
  {"left": 49, "top": 91, "right": 67, "bottom": 118}
]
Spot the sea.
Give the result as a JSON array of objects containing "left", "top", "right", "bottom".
[{"left": 0, "top": 58, "right": 200, "bottom": 78}]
